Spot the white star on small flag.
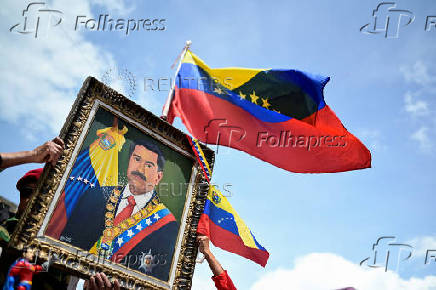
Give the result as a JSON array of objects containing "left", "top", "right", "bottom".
[
  {"left": 136, "top": 224, "right": 142, "bottom": 231},
  {"left": 153, "top": 213, "right": 160, "bottom": 220},
  {"left": 145, "top": 219, "right": 152, "bottom": 226},
  {"left": 69, "top": 176, "right": 75, "bottom": 181},
  {"left": 90, "top": 183, "right": 95, "bottom": 188},
  {"left": 127, "top": 229, "right": 134, "bottom": 237},
  {"left": 77, "top": 176, "right": 83, "bottom": 181},
  {"left": 117, "top": 237, "right": 123, "bottom": 247},
  {"left": 83, "top": 179, "right": 89, "bottom": 184}
]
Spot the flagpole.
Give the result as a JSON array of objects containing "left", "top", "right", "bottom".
[{"left": 161, "top": 40, "right": 192, "bottom": 120}]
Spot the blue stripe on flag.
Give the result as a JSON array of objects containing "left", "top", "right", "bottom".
[
  {"left": 203, "top": 199, "right": 240, "bottom": 237},
  {"left": 177, "top": 63, "right": 291, "bottom": 123},
  {"left": 65, "top": 149, "right": 100, "bottom": 217}
]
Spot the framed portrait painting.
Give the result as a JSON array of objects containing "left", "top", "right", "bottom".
[{"left": 8, "top": 77, "right": 214, "bottom": 289}]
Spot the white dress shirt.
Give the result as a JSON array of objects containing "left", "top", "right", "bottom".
[{"left": 115, "top": 185, "right": 153, "bottom": 216}]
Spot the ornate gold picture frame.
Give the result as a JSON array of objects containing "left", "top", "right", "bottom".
[{"left": 9, "top": 77, "right": 214, "bottom": 289}]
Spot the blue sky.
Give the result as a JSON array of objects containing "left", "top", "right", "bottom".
[{"left": 1, "top": 0, "right": 436, "bottom": 289}]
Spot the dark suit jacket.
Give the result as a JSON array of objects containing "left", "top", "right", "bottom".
[{"left": 60, "top": 186, "right": 178, "bottom": 281}]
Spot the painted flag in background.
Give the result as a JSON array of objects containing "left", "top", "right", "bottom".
[
  {"left": 166, "top": 51, "right": 371, "bottom": 173},
  {"left": 45, "top": 119, "right": 128, "bottom": 238},
  {"left": 197, "top": 185, "right": 269, "bottom": 267}
]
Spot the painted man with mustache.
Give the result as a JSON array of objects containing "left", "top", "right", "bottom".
[{"left": 60, "top": 139, "right": 178, "bottom": 282}]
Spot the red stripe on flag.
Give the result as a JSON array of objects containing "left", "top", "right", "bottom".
[
  {"left": 198, "top": 213, "right": 269, "bottom": 267},
  {"left": 169, "top": 87, "right": 371, "bottom": 173},
  {"left": 45, "top": 191, "right": 68, "bottom": 239}
]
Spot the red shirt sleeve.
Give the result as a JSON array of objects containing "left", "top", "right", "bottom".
[
  {"left": 9, "top": 260, "right": 25, "bottom": 276},
  {"left": 211, "top": 270, "right": 237, "bottom": 290}
]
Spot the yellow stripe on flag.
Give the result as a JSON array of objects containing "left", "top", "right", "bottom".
[
  {"left": 207, "top": 186, "right": 258, "bottom": 249},
  {"left": 182, "top": 51, "right": 266, "bottom": 90},
  {"left": 89, "top": 125, "right": 128, "bottom": 186},
  {"left": 210, "top": 68, "right": 264, "bottom": 90}
]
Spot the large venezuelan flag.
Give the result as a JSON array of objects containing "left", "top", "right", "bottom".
[
  {"left": 45, "top": 122, "right": 128, "bottom": 238},
  {"left": 167, "top": 51, "right": 371, "bottom": 173},
  {"left": 198, "top": 185, "right": 269, "bottom": 267}
]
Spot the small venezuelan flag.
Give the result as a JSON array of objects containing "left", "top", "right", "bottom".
[
  {"left": 167, "top": 50, "right": 371, "bottom": 173},
  {"left": 197, "top": 185, "right": 269, "bottom": 267},
  {"left": 186, "top": 135, "right": 212, "bottom": 182}
]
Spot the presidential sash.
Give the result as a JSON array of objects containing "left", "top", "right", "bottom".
[{"left": 89, "top": 188, "right": 176, "bottom": 262}]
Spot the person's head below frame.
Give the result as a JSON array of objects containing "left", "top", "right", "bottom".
[
  {"left": 126, "top": 139, "right": 165, "bottom": 196},
  {"left": 15, "top": 168, "right": 43, "bottom": 217}
]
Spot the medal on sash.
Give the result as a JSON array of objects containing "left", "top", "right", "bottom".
[{"left": 93, "top": 188, "right": 160, "bottom": 257}]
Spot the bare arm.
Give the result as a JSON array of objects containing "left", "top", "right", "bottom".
[
  {"left": 197, "top": 234, "right": 224, "bottom": 276},
  {"left": 0, "top": 137, "right": 64, "bottom": 169}
]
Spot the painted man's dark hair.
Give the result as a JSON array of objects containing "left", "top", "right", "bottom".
[{"left": 129, "top": 139, "right": 165, "bottom": 172}]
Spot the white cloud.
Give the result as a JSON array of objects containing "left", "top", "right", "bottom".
[
  {"left": 400, "top": 61, "right": 435, "bottom": 86},
  {"left": 404, "top": 93, "right": 429, "bottom": 116},
  {"left": 411, "top": 127, "right": 432, "bottom": 152},
  {"left": 192, "top": 274, "right": 216, "bottom": 290},
  {"left": 400, "top": 62, "right": 436, "bottom": 153},
  {"left": 407, "top": 236, "right": 436, "bottom": 258},
  {"left": 251, "top": 253, "right": 436, "bottom": 290},
  {"left": 0, "top": 0, "right": 127, "bottom": 137},
  {"left": 90, "top": 0, "right": 135, "bottom": 16},
  {"left": 357, "top": 129, "right": 387, "bottom": 152}
]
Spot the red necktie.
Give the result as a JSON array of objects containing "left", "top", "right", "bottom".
[{"left": 113, "top": 195, "right": 136, "bottom": 226}]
